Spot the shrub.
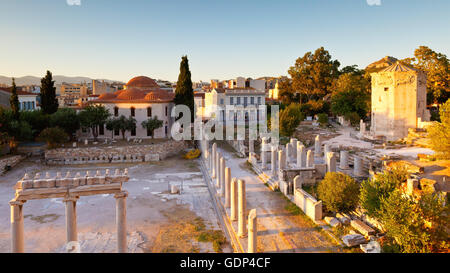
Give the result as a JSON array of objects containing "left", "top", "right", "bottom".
[
  {"left": 38, "top": 127, "right": 68, "bottom": 148},
  {"left": 344, "top": 112, "right": 360, "bottom": 126},
  {"left": 279, "top": 103, "right": 305, "bottom": 137},
  {"left": 317, "top": 172, "right": 360, "bottom": 213},
  {"left": 359, "top": 168, "right": 408, "bottom": 218},
  {"left": 317, "top": 113, "right": 328, "bottom": 126},
  {"left": 49, "top": 108, "right": 80, "bottom": 139},
  {"left": 428, "top": 98, "right": 450, "bottom": 159},
  {"left": 379, "top": 190, "right": 449, "bottom": 253}
]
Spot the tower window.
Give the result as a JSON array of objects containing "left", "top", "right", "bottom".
[
  {"left": 384, "top": 87, "right": 389, "bottom": 91},
  {"left": 147, "top": 107, "right": 152, "bottom": 117},
  {"left": 114, "top": 107, "right": 119, "bottom": 117},
  {"left": 130, "top": 107, "right": 135, "bottom": 117}
]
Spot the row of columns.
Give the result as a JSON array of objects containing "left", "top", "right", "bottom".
[
  {"left": 10, "top": 191, "right": 128, "bottom": 253},
  {"left": 205, "top": 141, "right": 257, "bottom": 253}
]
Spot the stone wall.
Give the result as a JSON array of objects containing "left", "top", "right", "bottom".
[
  {"left": 293, "top": 188, "right": 323, "bottom": 221},
  {"left": 0, "top": 155, "right": 25, "bottom": 174},
  {"left": 44, "top": 140, "right": 188, "bottom": 165}
]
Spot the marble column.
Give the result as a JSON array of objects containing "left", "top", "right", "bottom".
[
  {"left": 326, "top": 152, "right": 336, "bottom": 173},
  {"left": 64, "top": 196, "right": 79, "bottom": 247},
  {"left": 271, "top": 146, "right": 277, "bottom": 176},
  {"left": 290, "top": 138, "right": 298, "bottom": 160},
  {"left": 297, "top": 144, "right": 306, "bottom": 168},
  {"left": 339, "top": 150, "right": 349, "bottom": 170},
  {"left": 261, "top": 138, "right": 267, "bottom": 170},
  {"left": 237, "top": 179, "right": 247, "bottom": 238},
  {"left": 247, "top": 209, "right": 257, "bottom": 253},
  {"left": 115, "top": 191, "right": 128, "bottom": 253},
  {"left": 307, "top": 150, "right": 315, "bottom": 168},
  {"left": 285, "top": 143, "right": 291, "bottom": 165},
  {"left": 230, "top": 178, "right": 238, "bottom": 221},
  {"left": 249, "top": 140, "right": 254, "bottom": 154},
  {"left": 354, "top": 156, "right": 363, "bottom": 177},
  {"left": 205, "top": 149, "right": 210, "bottom": 170},
  {"left": 10, "top": 200, "right": 25, "bottom": 253},
  {"left": 314, "top": 135, "right": 321, "bottom": 155},
  {"left": 216, "top": 153, "right": 221, "bottom": 187},
  {"left": 323, "top": 144, "right": 330, "bottom": 162},
  {"left": 220, "top": 158, "right": 225, "bottom": 196},
  {"left": 225, "top": 167, "right": 231, "bottom": 208},
  {"left": 211, "top": 143, "right": 217, "bottom": 179},
  {"left": 278, "top": 149, "right": 286, "bottom": 172}
]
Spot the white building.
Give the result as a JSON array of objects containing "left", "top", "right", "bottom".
[
  {"left": 86, "top": 76, "right": 174, "bottom": 139},
  {"left": 0, "top": 87, "right": 40, "bottom": 111},
  {"left": 201, "top": 87, "right": 266, "bottom": 125}
]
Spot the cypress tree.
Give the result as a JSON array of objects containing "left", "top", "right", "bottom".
[
  {"left": 40, "top": 70, "right": 58, "bottom": 114},
  {"left": 9, "top": 78, "right": 20, "bottom": 120},
  {"left": 174, "top": 56, "right": 194, "bottom": 121}
]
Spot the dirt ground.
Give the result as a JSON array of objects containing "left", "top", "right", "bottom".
[{"left": 0, "top": 156, "right": 231, "bottom": 253}]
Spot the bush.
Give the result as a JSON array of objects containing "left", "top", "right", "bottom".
[
  {"left": 279, "top": 103, "right": 305, "bottom": 137},
  {"left": 428, "top": 99, "right": 450, "bottom": 159},
  {"left": 317, "top": 113, "right": 328, "bottom": 126},
  {"left": 50, "top": 108, "right": 80, "bottom": 138},
  {"left": 19, "top": 110, "right": 49, "bottom": 138},
  {"left": 379, "top": 190, "right": 449, "bottom": 253},
  {"left": 317, "top": 172, "right": 360, "bottom": 213},
  {"left": 359, "top": 168, "right": 408, "bottom": 218},
  {"left": 38, "top": 127, "right": 68, "bottom": 148},
  {"left": 344, "top": 112, "right": 360, "bottom": 126}
]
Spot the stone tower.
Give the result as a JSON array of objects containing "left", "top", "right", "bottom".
[{"left": 370, "top": 61, "right": 429, "bottom": 141}]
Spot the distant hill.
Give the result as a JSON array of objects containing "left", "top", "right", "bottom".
[
  {"left": 365, "top": 56, "right": 398, "bottom": 73},
  {"left": 0, "top": 75, "right": 122, "bottom": 86}
]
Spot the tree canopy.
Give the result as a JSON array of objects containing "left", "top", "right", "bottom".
[
  {"left": 40, "top": 70, "right": 59, "bottom": 114},
  {"left": 106, "top": 115, "right": 136, "bottom": 140},
  {"left": 79, "top": 105, "right": 110, "bottom": 141},
  {"left": 141, "top": 116, "right": 163, "bottom": 139},
  {"left": 427, "top": 98, "right": 450, "bottom": 159},
  {"left": 402, "top": 46, "right": 450, "bottom": 105},
  {"left": 174, "top": 56, "right": 194, "bottom": 121},
  {"left": 9, "top": 78, "right": 20, "bottom": 120}
]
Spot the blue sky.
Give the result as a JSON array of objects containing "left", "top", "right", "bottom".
[{"left": 0, "top": 0, "right": 449, "bottom": 82}]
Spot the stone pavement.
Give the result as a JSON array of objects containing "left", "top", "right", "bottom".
[{"left": 214, "top": 141, "right": 339, "bottom": 253}]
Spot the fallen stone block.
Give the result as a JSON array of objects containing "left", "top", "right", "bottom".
[
  {"left": 351, "top": 219, "right": 376, "bottom": 237},
  {"left": 360, "top": 240, "right": 381, "bottom": 253},
  {"left": 325, "top": 216, "right": 341, "bottom": 227},
  {"left": 342, "top": 234, "right": 367, "bottom": 247}
]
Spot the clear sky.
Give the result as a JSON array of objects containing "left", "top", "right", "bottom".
[{"left": 0, "top": 0, "right": 449, "bottom": 82}]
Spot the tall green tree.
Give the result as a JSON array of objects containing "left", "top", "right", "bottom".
[
  {"left": 330, "top": 73, "right": 371, "bottom": 121},
  {"left": 285, "top": 47, "right": 340, "bottom": 103},
  {"left": 49, "top": 108, "right": 80, "bottom": 140},
  {"left": 106, "top": 115, "right": 136, "bottom": 140},
  {"left": 9, "top": 78, "right": 20, "bottom": 120},
  {"left": 174, "top": 56, "right": 194, "bottom": 121},
  {"left": 141, "top": 116, "right": 163, "bottom": 139},
  {"left": 78, "top": 105, "right": 110, "bottom": 141},
  {"left": 40, "top": 70, "right": 59, "bottom": 114},
  {"left": 279, "top": 103, "right": 304, "bottom": 137},
  {"left": 427, "top": 98, "right": 450, "bottom": 159},
  {"left": 402, "top": 46, "right": 450, "bottom": 105}
]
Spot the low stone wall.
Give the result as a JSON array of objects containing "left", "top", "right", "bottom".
[
  {"left": 0, "top": 155, "right": 25, "bottom": 174},
  {"left": 44, "top": 140, "right": 188, "bottom": 165},
  {"left": 293, "top": 188, "right": 323, "bottom": 221}
]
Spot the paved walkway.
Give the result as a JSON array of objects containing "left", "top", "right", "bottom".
[{"left": 216, "top": 141, "right": 339, "bottom": 253}]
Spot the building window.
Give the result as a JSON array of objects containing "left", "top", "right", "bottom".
[
  {"left": 220, "top": 98, "right": 224, "bottom": 105},
  {"left": 131, "top": 127, "right": 136, "bottom": 136},
  {"left": 147, "top": 127, "right": 151, "bottom": 137},
  {"left": 257, "top": 97, "right": 261, "bottom": 104},
  {"left": 244, "top": 97, "right": 248, "bottom": 106},
  {"left": 230, "top": 97, "right": 234, "bottom": 105},
  {"left": 165, "top": 126, "right": 168, "bottom": 137},
  {"left": 384, "top": 87, "right": 389, "bottom": 91},
  {"left": 114, "top": 128, "right": 119, "bottom": 136},
  {"left": 99, "top": 124, "right": 104, "bottom": 135},
  {"left": 250, "top": 97, "right": 254, "bottom": 105},
  {"left": 114, "top": 107, "right": 119, "bottom": 117},
  {"left": 237, "top": 97, "right": 241, "bottom": 105},
  {"left": 165, "top": 106, "right": 168, "bottom": 116},
  {"left": 147, "top": 107, "right": 152, "bottom": 117},
  {"left": 130, "top": 107, "right": 135, "bottom": 117}
]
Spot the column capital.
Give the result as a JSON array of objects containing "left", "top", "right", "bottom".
[
  {"left": 9, "top": 199, "right": 26, "bottom": 206},
  {"left": 63, "top": 196, "right": 79, "bottom": 203},
  {"left": 114, "top": 191, "right": 128, "bottom": 199}
]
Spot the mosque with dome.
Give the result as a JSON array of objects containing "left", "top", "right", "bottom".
[{"left": 89, "top": 76, "right": 175, "bottom": 139}]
